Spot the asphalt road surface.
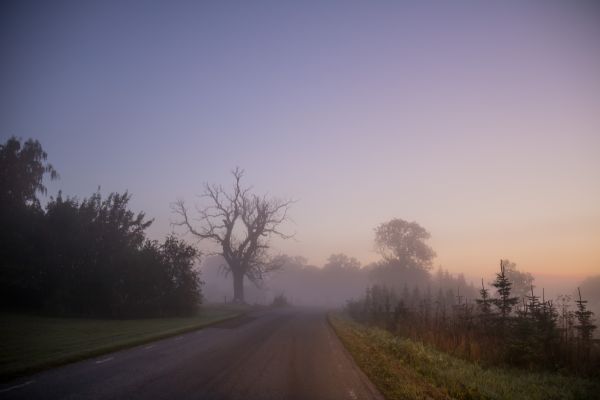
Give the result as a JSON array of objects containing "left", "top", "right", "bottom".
[{"left": 0, "top": 308, "right": 383, "bottom": 400}]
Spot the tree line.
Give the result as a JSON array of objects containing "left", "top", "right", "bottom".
[
  {"left": 1, "top": 137, "right": 202, "bottom": 318},
  {"left": 346, "top": 260, "right": 599, "bottom": 375},
  {"left": 200, "top": 219, "right": 480, "bottom": 307}
]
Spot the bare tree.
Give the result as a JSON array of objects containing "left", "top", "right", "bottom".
[{"left": 171, "top": 168, "right": 294, "bottom": 303}]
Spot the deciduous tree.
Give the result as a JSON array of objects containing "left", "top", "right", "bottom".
[
  {"left": 374, "top": 219, "right": 435, "bottom": 270},
  {"left": 172, "top": 168, "right": 293, "bottom": 303}
]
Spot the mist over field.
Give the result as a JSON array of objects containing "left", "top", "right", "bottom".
[
  {"left": 1, "top": 1, "right": 599, "bottom": 398},
  {"left": 200, "top": 251, "right": 600, "bottom": 319}
]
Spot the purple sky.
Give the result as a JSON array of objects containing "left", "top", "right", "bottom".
[{"left": 2, "top": 1, "right": 599, "bottom": 279}]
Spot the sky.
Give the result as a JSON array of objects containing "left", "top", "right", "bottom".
[{"left": 1, "top": 1, "right": 599, "bottom": 282}]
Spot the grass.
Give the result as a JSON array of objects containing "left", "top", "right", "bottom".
[
  {"left": 0, "top": 304, "right": 245, "bottom": 381},
  {"left": 329, "top": 313, "right": 600, "bottom": 400}
]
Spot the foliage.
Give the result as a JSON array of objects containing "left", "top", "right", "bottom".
[
  {"left": 330, "top": 314, "right": 600, "bottom": 400},
  {"left": 0, "top": 137, "right": 202, "bottom": 318},
  {"left": 346, "top": 261, "right": 599, "bottom": 375},
  {"left": 502, "top": 259, "right": 534, "bottom": 301},
  {"left": 0, "top": 136, "right": 58, "bottom": 209},
  {"left": 323, "top": 253, "right": 361, "bottom": 272},
  {"left": 368, "top": 258, "right": 432, "bottom": 292},
  {"left": 374, "top": 219, "right": 436, "bottom": 270}
]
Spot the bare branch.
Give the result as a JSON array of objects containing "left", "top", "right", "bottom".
[{"left": 171, "top": 168, "right": 294, "bottom": 302}]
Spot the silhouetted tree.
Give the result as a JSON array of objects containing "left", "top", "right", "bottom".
[
  {"left": 41, "top": 191, "right": 160, "bottom": 316},
  {"left": 491, "top": 259, "right": 519, "bottom": 331},
  {"left": 369, "top": 258, "right": 431, "bottom": 292},
  {"left": 347, "top": 261, "right": 599, "bottom": 374},
  {"left": 0, "top": 136, "right": 203, "bottom": 317},
  {"left": 575, "top": 288, "right": 596, "bottom": 345},
  {"left": 0, "top": 137, "right": 58, "bottom": 308},
  {"left": 0, "top": 137, "right": 58, "bottom": 209},
  {"left": 476, "top": 279, "right": 494, "bottom": 334},
  {"left": 172, "top": 167, "right": 293, "bottom": 303}
]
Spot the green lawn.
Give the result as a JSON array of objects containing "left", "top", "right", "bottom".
[
  {"left": 329, "top": 313, "right": 600, "bottom": 400},
  {"left": 0, "top": 305, "right": 243, "bottom": 380}
]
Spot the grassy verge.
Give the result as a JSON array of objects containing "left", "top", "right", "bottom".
[
  {"left": 0, "top": 304, "right": 244, "bottom": 380},
  {"left": 329, "top": 313, "right": 599, "bottom": 400}
]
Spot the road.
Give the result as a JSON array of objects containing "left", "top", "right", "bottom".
[{"left": 0, "top": 308, "right": 383, "bottom": 400}]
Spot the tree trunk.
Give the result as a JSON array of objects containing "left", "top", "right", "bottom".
[{"left": 232, "top": 269, "right": 245, "bottom": 303}]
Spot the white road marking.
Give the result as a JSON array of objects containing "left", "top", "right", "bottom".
[
  {"left": 144, "top": 344, "right": 156, "bottom": 350},
  {"left": 0, "top": 380, "right": 34, "bottom": 393},
  {"left": 95, "top": 357, "right": 114, "bottom": 364},
  {"left": 348, "top": 389, "right": 358, "bottom": 399}
]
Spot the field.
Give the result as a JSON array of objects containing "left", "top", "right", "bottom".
[
  {"left": 0, "top": 304, "right": 244, "bottom": 380},
  {"left": 329, "top": 313, "right": 600, "bottom": 400}
]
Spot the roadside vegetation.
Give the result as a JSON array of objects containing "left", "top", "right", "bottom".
[
  {"left": 333, "top": 219, "right": 598, "bottom": 399},
  {"left": 345, "top": 261, "right": 599, "bottom": 376},
  {"left": 0, "top": 305, "right": 243, "bottom": 380},
  {"left": 0, "top": 137, "right": 238, "bottom": 381},
  {"left": 330, "top": 314, "right": 600, "bottom": 400},
  {"left": 1, "top": 137, "right": 202, "bottom": 318}
]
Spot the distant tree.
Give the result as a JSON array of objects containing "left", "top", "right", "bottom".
[
  {"left": 323, "top": 253, "right": 361, "bottom": 272},
  {"left": 172, "top": 168, "right": 293, "bottom": 303},
  {"left": 502, "top": 259, "right": 534, "bottom": 301},
  {"left": 348, "top": 260, "right": 599, "bottom": 374},
  {"left": 317, "top": 253, "right": 365, "bottom": 305},
  {"left": 432, "top": 267, "right": 477, "bottom": 301},
  {"left": 374, "top": 218, "right": 436, "bottom": 270}
]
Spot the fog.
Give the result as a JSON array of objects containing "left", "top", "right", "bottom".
[
  {"left": 201, "top": 254, "right": 475, "bottom": 308},
  {"left": 201, "top": 254, "right": 599, "bottom": 318},
  {"left": 2, "top": 1, "right": 600, "bottom": 396}
]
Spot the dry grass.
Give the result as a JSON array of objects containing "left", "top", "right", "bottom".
[{"left": 329, "top": 313, "right": 600, "bottom": 400}]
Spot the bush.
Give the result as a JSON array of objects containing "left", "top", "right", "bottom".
[{"left": 272, "top": 293, "right": 290, "bottom": 307}]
